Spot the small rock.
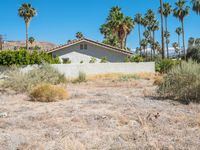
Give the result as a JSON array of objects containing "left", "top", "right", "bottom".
[{"left": 0, "top": 112, "right": 8, "bottom": 118}]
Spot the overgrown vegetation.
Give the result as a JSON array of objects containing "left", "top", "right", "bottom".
[
  {"left": 124, "top": 55, "right": 144, "bottom": 62},
  {"left": 187, "top": 37, "right": 200, "bottom": 63},
  {"left": 0, "top": 49, "right": 60, "bottom": 66},
  {"left": 89, "top": 57, "right": 97, "bottom": 63},
  {"left": 30, "top": 83, "right": 69, "bottom": 102},
  {"left": 100, "top": 57, "right": 108, "bottom": 63},
  {"left": 159, "top": 60, "right": 200, "bottom": 103},
  {"left": 119, "top": 74, "right": 140, "bottom": 81},
  {"left": 156, "top": 59, "right": 180, "bottom": 73},
  {"left": 3, "top": 64, "right": 66, "bottom": 92}
]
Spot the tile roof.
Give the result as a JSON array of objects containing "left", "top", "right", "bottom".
[{"left": 46, "top": 38, "right": 133, "bottom": 56}]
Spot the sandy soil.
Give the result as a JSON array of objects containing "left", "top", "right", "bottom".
[{"left": 0, "top": 79, "right": 200, "bottom": 150}]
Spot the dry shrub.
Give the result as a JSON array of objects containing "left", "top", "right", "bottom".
[
  {"left": 3, "top": 64, "right": 66, "bottom": 92},
  {"left": 88, "top": 73, "right": 123, "bottom": 81},
  {"left": 30, "top": 84, "right": 69, "bottom": 102},
  {"left": 153, "top": 75, "right": 164, "bottom": 86},
  {"left": 159, "top": 60, "right": 200, "bottom": 103}
]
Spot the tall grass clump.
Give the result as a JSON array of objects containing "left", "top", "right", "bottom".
[
  {"left": 30, "top": 83, "right": 69, "bottom": 102},
  {"left": 159, "top": 60, "right": 200, "bottom": 103},
  {"left": 3, "top": 64, "right": 66, "bottom": 92}
]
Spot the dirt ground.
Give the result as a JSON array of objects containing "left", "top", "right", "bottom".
[{"left": 0, "top": 79, "right": 200, "bottom": 150}]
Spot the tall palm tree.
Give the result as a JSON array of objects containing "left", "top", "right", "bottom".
[
  {"left": 140, "top": 39, "right": 148, "bottom": 58},
  {"left": 191, "top": 0, "right": 200, "bottom": 15},
  {"left": 162, "top": 3, "right": 172, "bottom": 58},
  {"left": 29, "top": 37, "right": 35, "bottom": 45},
  {"left": 175, "top": 27, "right": 182, "bottom": 51},
  {"left": 174, "top": 0, "right": 190, "bottom": 60},
  {"left": 148, "top": 20, "right": 159, "bottom": 57},
  {"left": 164, "top": 31, "right": 170, "bottom": 58},
  {"left": 134, "top": 13, "right": 143, "bottom": 48},
  {"left": 159, "top": 0, "right": 165, "bottom": 59},
  {"left": 18, "top": 3, "right": 37, "bottom": 50},
  {"left": 76, "top": 32, "right": 84, "bottom": 39}
]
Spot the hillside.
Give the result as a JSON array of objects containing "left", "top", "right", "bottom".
[{"left": 2, "top": 41, "right": 57, "bottom": 50}]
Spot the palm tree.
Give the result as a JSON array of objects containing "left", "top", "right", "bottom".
[
  {"left": 148, "top": 20, "right": 159, "bottom": 57},
  {"left": 18, "top": 3, "right": 37, "bottom": 50},
  {"left": 76, "top": 32, "right": 84, "bottom": 39},
  {"left": 29, "top": 37, "right": 35, "bottom": 45},
  {"left": 100, "top": 6, "right": 134, "bottom": 49},
  {"left": 140, "top": 39, "right": 148, "bottom": 58},
  {"left": 174, "top": 0, "right": 190, "bottom": 60},
  {"left": 172, "top": 42, "right": 180, "bottom": 58},
  {"left": 191, "top": 0, "right": 200, "bottom": 15},
  {"left": 164, "top": 31, "right": 170, "bottom": 58},
  {"left": 159, "top": 0, "right": 165, "bottom": 59},
  {"left": 175, "top": 27, "right": 182, "bottom": 51},
  {"left": 134, "top": 13, "right": 143, "bottom": 49},
  {"left": 188, "top": 37, "right": 195, "bottom": 47},
  {"left": 162, "top": 2, "right": 172, "bottom": 58}
]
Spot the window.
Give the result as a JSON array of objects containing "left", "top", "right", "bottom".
[
  {"left": 80, "top": 44, "right": 83, "bottom": 50},
  {"left": 84, "top": 44, "right": 87, "bottom": 50},
  {"left": 80, "top": 44, "right": 87, "bottom": 50}
]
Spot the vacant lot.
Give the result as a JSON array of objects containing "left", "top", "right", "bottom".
[{"left": 0, "top": 79, "right": 200, "bottom": 150}]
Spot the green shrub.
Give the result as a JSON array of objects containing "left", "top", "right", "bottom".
[
  {"left": 63, "top": 58, "right": 71, "bottom": 64},
  {"left": 30, "top": 83, "right": 69, "bottom": 102},
  {"left": 73, "top": 72, "right": 86, "bottom": 83},
  {"left": 158, "top": 60, "right": 200, "bottom": 103},
  {"left": 3, "top": 64, "right": 66, "bottom": 92},
  {"left": 124, "top": 55, "right": 144, "bottom": 63},
  {"left": 0, "top": 49, "right": 60, "bottom": 66},
  {"left": 100, "top": 57, "right": 108, "bottom": 63},
  {"left": 89, "top": 57, "right": 97, "bottom": 63},
  {"left": 156, "top": 59, "right": 180, "bottom": 73},
  {"left": 80, "top": 60, "right": 84, "bottom": 64},
  {"left": 187, "top": 46, "right": 200, "bottom": 63}
]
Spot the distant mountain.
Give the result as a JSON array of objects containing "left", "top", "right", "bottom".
[{"left": 2, "top": 41, "right": 57, "bottom": 50}]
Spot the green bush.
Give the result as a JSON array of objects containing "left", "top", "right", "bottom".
[
  {"left": 124, "top": 55, "right": 144, "bottom": 63},
  {"left": 89, "top": 57, "right": 97, "bottom": 63},
  {"left": 187, "top": 46, "right": 200, "bottom": 63},
  {"left": 3, "top": 64, "right": 66, "bottom": 92},
  {"left": 158, "top": 60, "right": 200, "bottom": 103},
  {"left": 100, "top": 57, "right": 108, "bottom": 63},
  {"left": 156, "top": 59, "right": 180, "bottom": 73},
  {"left": 0, "top": 49, "right": 60, "bottom": 66}
]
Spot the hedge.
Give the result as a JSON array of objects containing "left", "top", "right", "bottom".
[{"left": 0, "top": 49, "right": 60, "bottom": 65}]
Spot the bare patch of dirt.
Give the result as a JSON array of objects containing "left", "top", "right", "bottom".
[{"left": 0, "top": 79, "right": 200, "bottom": 150}]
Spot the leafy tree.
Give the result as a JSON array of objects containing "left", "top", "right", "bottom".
[
  {"left": 191, "top": 0, "right": 200, "bottom": 15},
  {"left": 18, "top": 3, "right": 37, "bottom": 50},
  {"left": 76, "top": 32, "right": 84, "bottom": 39},
  {"left": 173, "top": 0, "right": 190, "bottom": 60}
]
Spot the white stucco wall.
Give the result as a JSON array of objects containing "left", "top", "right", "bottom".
[
  {"left": 51, "top": 41, "right": 130, "bottom": 63},
  {"left": 52, "top": 62, "right": 155, "bottom": 78}
]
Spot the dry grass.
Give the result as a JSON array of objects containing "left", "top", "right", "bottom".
[{"left": 30, "top": 83, "right": 69, "bottom": 102}]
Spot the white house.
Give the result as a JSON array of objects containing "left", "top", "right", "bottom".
[{"left": 47, "top": 38, "right": 133, "bottom": 63}]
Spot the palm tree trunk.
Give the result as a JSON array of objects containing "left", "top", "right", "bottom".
[
  {"left": 26, "top": 23, "right": 29, "bottom": 50},
  {"left": 165, "top": 17, "right": 169, "bottom": 58},
  {"left": 181, "top": 20, "right": 186, "bottom": 60},
  {"left": 159, "top": 0, "right": 165, "bottom": 59},
  {"left": 138, "top": 24, "right": 142, "bottom": 56},
  {"left": 178, "top": 35, "right": 180, "bottom": 59},
  {"left": 153, "top": 31, "right": 155, "bottom": 57}
]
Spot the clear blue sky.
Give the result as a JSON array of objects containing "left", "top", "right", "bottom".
[{"left": 0, "top": 0, "right": 199, "bottom": 49}]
